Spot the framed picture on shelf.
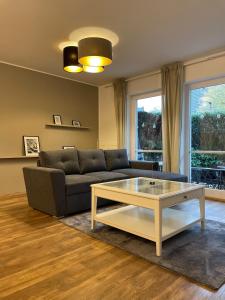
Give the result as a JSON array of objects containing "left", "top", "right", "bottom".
[
  {"left": 62, "top": 146, "right": 76, "bottom": 149},
  {"left": 23, "top": 136, "right": 40, "bottom": 157},
  {"left": 72, "top": 120, "right": 81, "bottom": 127},
  {"left": 53, "top": 114, "right": 62, "bottom": 125}
]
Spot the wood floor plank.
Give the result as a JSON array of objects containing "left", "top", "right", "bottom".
[{"left": 0, "top": 195, "right": 225, "bottom": 299}]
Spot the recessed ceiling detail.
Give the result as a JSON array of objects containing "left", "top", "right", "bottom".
[
  {"left": 58, "top": 26, "right": 119, "bottom": 51},
  {"left": 69, "top": 27, "right": 119, "bottom": 47}
]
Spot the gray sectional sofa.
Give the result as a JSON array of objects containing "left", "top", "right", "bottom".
[{"left": 23, "top": 149, "right": 187, "bottom": 217}]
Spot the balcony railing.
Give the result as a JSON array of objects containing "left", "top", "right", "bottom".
[
  {"left": 137, "top": 149, "right": 225, "bottom": 190},
  {"left": 191, "top": 150, "right": 225, "bottom": 190}
]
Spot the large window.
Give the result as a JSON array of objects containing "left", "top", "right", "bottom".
[
  {"left": 130, "top": 93, "right": 162, "bottom": 163},
  {"left": 190, "top": 82, "right": 225, "bottom": 190}
]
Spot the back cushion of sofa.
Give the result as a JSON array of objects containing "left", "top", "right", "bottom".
[
  {"left": 39, "top": 149, "right": 80, "bottom": 174},
  {"left": 78, "top": 149, "right": 106, "bottom": 174},
  {"left": 104, "top": 149, "right": 130, "bottom": 171}
]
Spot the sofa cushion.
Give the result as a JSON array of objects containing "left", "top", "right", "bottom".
[
  {"left": 104, "top": 149, "right": 130, "bottom": 171},
  {"left": 85, "top": 171, "right": 129, "bottom": 182},
  {"left": 113, "top": 168, "right": 188, "bottom": 182},
  {"left": 65, "top": 174, "right": 101, "bottom": 195},
  {"left": 39, "top": 149, "right": 80, "bottom": 175},
  {"left": 78, "top": 149, "right": 107, "bottom": 174}
]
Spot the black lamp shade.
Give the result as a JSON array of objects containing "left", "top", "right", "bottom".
[
  {"left": 63, "top": 46, "right": 83, "bottom": 73},
  {"left": 78, "top": 37, "right": 112, "bottom": 67}
]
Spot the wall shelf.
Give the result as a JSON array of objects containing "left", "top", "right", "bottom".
[
  {"left": 45, "top": 124, "right": 90, "bottom": 130},
  {"left": 0, "top": 156, "right": 38, "bottom": 160}
]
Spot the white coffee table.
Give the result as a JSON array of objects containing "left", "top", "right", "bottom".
[{"left": 91, "top": 177, "right": 205, "bottom": 256}]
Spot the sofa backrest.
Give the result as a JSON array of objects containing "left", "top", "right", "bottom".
[
  {"left": 104, "top": 149, "right": 130, "bottom": 171},
  {"left": 78, "top": 149, "right": 106, "bottom": 174},
  {"left": 39, "top": 149, "right": 80, "bottom": 174}
]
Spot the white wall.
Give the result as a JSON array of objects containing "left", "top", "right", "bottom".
[{"left": 98, "top": 54, "right": 225, "bottom": 150}]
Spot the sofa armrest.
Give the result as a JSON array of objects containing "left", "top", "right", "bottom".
[
  {"left": 23, "top": 166, "right": 66, "bottom": 217},
  {"left": 129, "top": 160, "right": 159, "bottom": 171}
]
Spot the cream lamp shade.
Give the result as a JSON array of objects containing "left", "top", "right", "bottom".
[{"left": 83, "top": 65, "right": 104, "bottom": 73}]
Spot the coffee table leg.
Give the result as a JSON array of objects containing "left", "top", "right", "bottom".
[
  {"left": 155, "top": 204, "right": 162, "bottom": 256},
  {"left": 200, "top": 190, "right": 205, "bottom": 230},
  {"left": 91, "top": 190, "right": 97, "bottom": 230}
]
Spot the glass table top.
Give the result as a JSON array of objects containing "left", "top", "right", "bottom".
[{"left": 98, "top": 177, "right": 201, "bottom": 196}]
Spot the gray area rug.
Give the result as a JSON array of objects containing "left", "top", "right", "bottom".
[{"left": 60, "top": 206, "right": 225, "bottom": 290}]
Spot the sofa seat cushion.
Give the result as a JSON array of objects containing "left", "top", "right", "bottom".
[
  {"left": 78, "top": 149, "right": 107, "bottom": 174},
  {"left": 85, "top": 171, "right": 129, "bottom": 182},
  {"left": 65, "top": 175, "right": 101, "bottom": 195},
  {"left": 113, "top": 168, "right": 188, "bottom": 182},
  {"left": 104, "top": 149, "right": 130, "bottom": 171},
  {"left": 39, "top": 149, "right": 80, "bottom": 175}
]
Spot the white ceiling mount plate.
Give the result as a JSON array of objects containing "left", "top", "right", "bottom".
[
  {"left": 69, "top": 27, "right": 119, "bottom": 47},
  {"left": 58, "top": 41, "right": 78, "bottom": 51},
  {"left": 59, "top": 27, "right": 119, "bottom": 52}
]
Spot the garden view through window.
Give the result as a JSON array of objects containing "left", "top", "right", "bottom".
[
  {"left": 190, "top": 83, "right": 225, "bottom": 190},
  {"left": 136, "top": 95, "right": 162, "bottom": 164}
]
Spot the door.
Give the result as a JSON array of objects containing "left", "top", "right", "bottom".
[{"left": 189, "top": 80, "right": 225, "bottom": 199}]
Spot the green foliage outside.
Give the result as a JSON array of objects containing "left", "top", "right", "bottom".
[
  {"left": 192, "top": 113, "right": 225, "bottom": 151},
  {"left": 191, "top": 113, "right": 225, "bottom": 167},
  {"left": 137, "top": 111, "right": 162, "bottom": 150},
  {"left": 138, "top": 111, "right": 225, "bottom": 167},
  {"left": 138, "top": 84, "right": 225, "bottom": 167},
  {"left": 191, "top": 153, "right": 221, "bottom": 168}
]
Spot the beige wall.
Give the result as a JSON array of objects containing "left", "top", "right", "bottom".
[
  {"left": 98, "top": 86, "right": 117, "bottom": 149},
  {"left": 0, "top": 63, "right": 98, "bottom": 195}
]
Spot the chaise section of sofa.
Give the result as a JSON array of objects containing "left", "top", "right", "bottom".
[
  {"left": 103, "top": 149, "right": 187, "bottom": 182},
  {"left": 23, "top": 148, "right": 188, "bottom": 217}
]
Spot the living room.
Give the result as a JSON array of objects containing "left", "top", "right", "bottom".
[{"left": 1, "top": 1, "right": 225, "bottom": 299}]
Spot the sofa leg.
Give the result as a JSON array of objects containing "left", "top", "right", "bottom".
[{"left": 53, "top": 215, "right": 65, "bottom": 219}]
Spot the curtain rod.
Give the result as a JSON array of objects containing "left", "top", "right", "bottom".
[{"left": 101, "top": 49, "right": 225, "bottom": 88}]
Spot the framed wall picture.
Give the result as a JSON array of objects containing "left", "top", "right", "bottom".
[
  {"left": 53, "top": 114, "right": 62, "bottom": 125},
  {"left": 62, "top": 146, "right": 75, "bottom": 149},
  {"left": 23, "top": 136, "right": 40, "bottom": 157},
  {"left": 72, "top": 120, "right": 81, "bottom": 127}
]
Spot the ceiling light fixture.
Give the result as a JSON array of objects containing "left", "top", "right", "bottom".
[
  {"left": 78, "top": 37, "right": 112, "bottom": 67},
  {"left": 83, "top": 65, "right": 104, "bottom": 73},
  {"left": 63, "top": 46, "right": 83, "bottom": 73}
]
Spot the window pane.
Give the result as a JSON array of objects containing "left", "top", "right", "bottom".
[
  {"left": 136, "top": 96, "right": 162, "bottom": 162},
  {"left": 190, "top": 83, "right": 225, "bottom": 189}
]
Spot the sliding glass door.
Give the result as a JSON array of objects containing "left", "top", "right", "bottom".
[
  {"left": 129, "top": 92, "right": 163, "bottom": 168},
  {"left": 189, "top": 80, "right": 225, "bottom": 198}
]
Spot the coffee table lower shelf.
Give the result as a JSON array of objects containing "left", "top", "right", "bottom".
[{"left": 94, "top": 205, "right": 201, "bottom": 243}]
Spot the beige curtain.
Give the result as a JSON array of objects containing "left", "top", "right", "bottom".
[
  {"left": 161, "top": 62, "right": 184, "bottom": 173},
  {"left": 113, "top": 79, "right": 127, "bottom": 148}
]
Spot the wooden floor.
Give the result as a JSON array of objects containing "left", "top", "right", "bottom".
[{"left": 1, "top": 196, "right": 225, "bottom": 300}]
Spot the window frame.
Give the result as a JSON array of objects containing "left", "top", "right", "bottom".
[{"left": 185, "top": 77, "right": 225, "bottom": 199}]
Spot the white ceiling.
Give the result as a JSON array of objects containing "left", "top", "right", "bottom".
[{"left": 1, "top": 0, "right": 225, "bottom": 86}]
